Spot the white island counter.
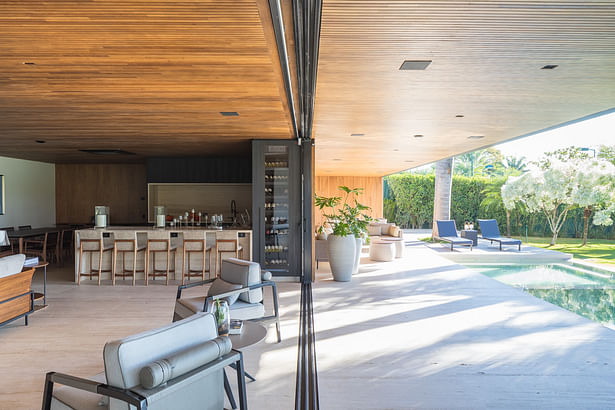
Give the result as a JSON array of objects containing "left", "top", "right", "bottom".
[{"left": 74, "top": 226, "right": 252, "bottom": 284}]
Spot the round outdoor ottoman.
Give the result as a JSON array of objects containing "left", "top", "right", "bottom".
[
  {"left": 381, "top": 238, "right": 404, "bottom": 258},
  {"left": 369, "top": 241, "right": 395, "bottom": 262}
]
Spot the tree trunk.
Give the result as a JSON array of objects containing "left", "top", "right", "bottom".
[
  {"left": 582, "top": 205, "right": 593, "bottom": 246},
  {"left": 506, "top": 210, "right": 511, "bottom": 237},
  {"left": 550, "top": 231, "right": 558, "bottom": 246},
  {"left": 432, "top": 158, "right": 454, "bottom": 238}
]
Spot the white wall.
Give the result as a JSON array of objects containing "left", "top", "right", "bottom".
[{"left": 0, "top": 156, "right": 55, "bottom": 229}]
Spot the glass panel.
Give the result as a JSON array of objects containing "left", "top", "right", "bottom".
[{"left": 264, "top": 145, "right": 289, "bottom": 271}]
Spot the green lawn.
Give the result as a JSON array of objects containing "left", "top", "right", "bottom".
[{"left": 520, "top": 236, "right": 615, "bottom": 265}]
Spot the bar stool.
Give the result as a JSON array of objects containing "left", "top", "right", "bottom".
[
  {"left": 77, "top": 230, "right": 113, "bottom": 285},
  {"left": 112, "top": 230, "right": 146, "bottom": 286},
  {"left": 215, "top": 231, "right": 244, "bottom": 276},
  {"left": 145, "top": 230, "right": 177, "bottom": 285},
  {"left": 181, "top": 230, "right": 212, "bottom": 284}
]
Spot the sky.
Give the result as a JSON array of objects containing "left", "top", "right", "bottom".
[{"left": 495, "top": 110, "right": 615, "bottom": 161}]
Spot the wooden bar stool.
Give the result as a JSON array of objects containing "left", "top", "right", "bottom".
[
  {"left": 145, "top": 230, "right": 177, "bottom": 285},
  {"left": 181, "top": 230, "right": 212, "bottom": 285},
  {"left": 77, "top": 230, "right": 113, "bottom": 285},
  {"left": 215, "top": 231, "right": 244, "bottom": 276},
  {"left": 112, "top": 230, "right": 146, "bottom": 286}
]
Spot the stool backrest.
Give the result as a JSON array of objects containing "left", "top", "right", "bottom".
[
  {"left": 147, "top": 230, "right": 172, "bottom": 251},
  {"left": 182, "top": 230, "right": 207, "bottom": 252},
  {"left": 113, "top": 230, "right": 139, "bottom": 252},
  {"left": 78, "top": 230, "right": 106, "bottom": 251},
  {"left": 215, "top": 231, "right": 238, "bottom": 252}
]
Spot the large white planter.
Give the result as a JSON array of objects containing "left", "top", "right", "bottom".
[
  {"left": 352, "top": 237, "right": 362, "bottom": 274},
  {"left": 327, "top": 234, "right": 356, "bottom": 282}
]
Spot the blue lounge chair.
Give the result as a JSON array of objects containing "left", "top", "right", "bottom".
[
  {"left": 435, "top": 220, "right": 473, "bottom": 251},
  {"left": 477, "top": 219, "right": 522, "bottom": 251}
]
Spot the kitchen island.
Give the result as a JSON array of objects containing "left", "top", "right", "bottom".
[{"left": 74, "top": 226, "right": 252, "bottom": 284}]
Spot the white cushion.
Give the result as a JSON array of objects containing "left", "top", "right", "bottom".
[
  {"left": 175, "top": 297, "right": 265, "bottom": 322},
  {"left": 367, "top": 224, "right": 382, "bottom": 236},
  {"left": 0, "top": 254, "right": 25, "bottom": 279},
  {"left": 103, "top": 313, "right": 217, "bottom": 410},
  {"left": 207, "top": 278, "right": 242, "bottom": 305},
  {"left": 221, "top": 258, "right": 262, "bottom": 303}
]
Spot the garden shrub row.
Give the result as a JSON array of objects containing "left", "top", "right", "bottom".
[{"left": 384, "top": 174, "right": 615, "bottom": 239}]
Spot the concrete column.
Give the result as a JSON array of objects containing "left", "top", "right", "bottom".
[{"left": 432, "top": 157, "right": 454, "bottom": 238}]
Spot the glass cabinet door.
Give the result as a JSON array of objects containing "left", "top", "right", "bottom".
[
  {"left": 253, "top": 140, "right": 300, "bottom": 277},
  {"left": 263, "top": 146, "right": 290, "bottom": 272}
]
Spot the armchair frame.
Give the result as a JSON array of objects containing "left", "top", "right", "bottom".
[
  {"left": 176, "top": 278, "right": 281, "bottom": 343},
  {"left": 42, "top": 350, "right": 248, "bottom": 410}
]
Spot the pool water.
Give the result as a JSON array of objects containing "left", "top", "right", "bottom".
[{"left": 467, "top": 263, "right": 615, "bottom": 328}]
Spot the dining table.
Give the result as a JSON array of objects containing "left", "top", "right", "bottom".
[{"left": 6, "top": 226, "right": 67, "bottom": 254}]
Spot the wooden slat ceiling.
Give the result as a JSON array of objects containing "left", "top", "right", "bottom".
[
  {"left": 315, "top": 1, "right": 615, "bottom": 176},
  {"left": 0, "top": 0, "right": 293, "bottom": 163}
]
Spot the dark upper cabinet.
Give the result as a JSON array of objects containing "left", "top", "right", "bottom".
[{"left": 146, "top": 157, "right": 251, "bottom": 183}]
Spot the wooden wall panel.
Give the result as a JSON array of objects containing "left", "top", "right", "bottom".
[
  {"left": 56, "top": 164, "right": 147, "bottom": 224},
  {"left": 314, "top": 176, "right": 383, "bottom": 228}
]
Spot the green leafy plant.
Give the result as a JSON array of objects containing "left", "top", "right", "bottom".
[{"left": 315, "top": 186, "right": 372, "bottom": 237}]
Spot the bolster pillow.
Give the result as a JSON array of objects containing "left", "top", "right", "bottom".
[{"left": 139, "top": 336, "right": 232, "bottom": 389}]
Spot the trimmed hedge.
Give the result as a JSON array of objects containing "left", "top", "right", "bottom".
[{"left": 384, "top": 174, "right": 615, "bottom": 239}]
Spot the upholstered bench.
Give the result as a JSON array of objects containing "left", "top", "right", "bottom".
[{"left": 369, "top": 241, "right": 395, "bottom": 262}]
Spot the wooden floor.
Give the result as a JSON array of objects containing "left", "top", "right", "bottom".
[
  {"left": 0, "top": 265, "right": 301, "bottom": 410},
  {"left": 3, "top": 240, "right": 615, "bottom": 409}
]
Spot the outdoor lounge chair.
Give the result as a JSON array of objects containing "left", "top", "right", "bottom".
[
  {"left": 435, "top": 220, "right": 473, "bottom": 251},
  {"left": 477, "top": 219, "right": 522, "bottom": 251}
]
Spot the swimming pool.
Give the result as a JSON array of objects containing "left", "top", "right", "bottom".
[{"left": 467, "top": 263, "right": 615, "bottom": 328}]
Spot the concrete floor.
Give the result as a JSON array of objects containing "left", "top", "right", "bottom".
[{"left": 2, "top": 238, "right": 615, "bottom": 409}]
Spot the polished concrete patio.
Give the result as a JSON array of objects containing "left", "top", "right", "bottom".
[{"left": 2, "top": 238, "right": 615, "bottom": 409}]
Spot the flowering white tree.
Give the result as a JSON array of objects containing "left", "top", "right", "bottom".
[{"left": 502, "top": 158, "right": 615, "bottom": 246}]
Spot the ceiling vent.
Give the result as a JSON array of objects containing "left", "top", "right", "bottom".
[
  {"left": 413, "top": 134, "right": 424, "bottom": 138},
  {"left": 541, "top": 64, "right": 558, "bottom": 70},
  {"left": 468, "top": 135, "right": 484, "bottom": 140},
  {"left": 220, "top": 112, "right": 239, "bottom": 116},
  {"left": 399, "top": 60, "right": 432, "bottom": 70},
  {"left": 79, "top": 149, "right": 136, "bottom": 156},
  {"left": 350, "top": 133, "right": 365, "bottom": 137}
]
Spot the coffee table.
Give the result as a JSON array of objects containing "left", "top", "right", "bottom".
[{"left": 224, "top": 322, "right": 267, "bottom": 409}]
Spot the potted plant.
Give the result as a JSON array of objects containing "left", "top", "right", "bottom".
[{"left": 315, "top": 186, "right": 371, "bottom": 281}]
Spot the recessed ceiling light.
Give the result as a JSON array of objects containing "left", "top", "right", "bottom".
[
  {"left": 541, "top": 64, "right": 558, "bottom": 70},
  {"left": 23, "top": 62, "right": 36, "bottom": 65},
  {"left": 455, "top": 114, "right": 464, "bottom": 118},
  {"left": 393, "top": 149, "right": 399, "bottom": 151},
  {"left": 35, "top": 140, "right": 46, "bottom": 144},
  {"left": 399, "top": 60, "right": 432, "bottom": 70},
  {"left": 350, "top": 133, "right": 365, "bottom": 137},
  {"left": 79, "top": 149, "right": 136, "bottom": 155},
  {"left": 332, "top": 158, "right": 342, "bottom": 161},
  {"left": 404, "top": 160, "right": 415, "bottom": 163},
  {"left": 413, "top": 134, "right": 424, "bottom": 138},
  {"left": 220, "top": 112, "right": 239, "bottom": 116},
  {"left": 468, "top": 135, "right": 484, "bottom": 139}
]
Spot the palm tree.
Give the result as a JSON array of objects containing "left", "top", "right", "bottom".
[
  {"left": 432, "top": 158, "right": 454, "bottom": 238},
  {"left": 480, "top": 179, "right": 509, "bottom": 235},
  {"left": 501, "top": 155, "right": 527, "bottom": 174}
]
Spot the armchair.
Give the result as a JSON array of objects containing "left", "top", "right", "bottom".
[
  {"left": 174, "top": 258, "right": 281, "bottom": 343},
  {"left": 42, "top": 312, "right": 247, "bottom": 410}
]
